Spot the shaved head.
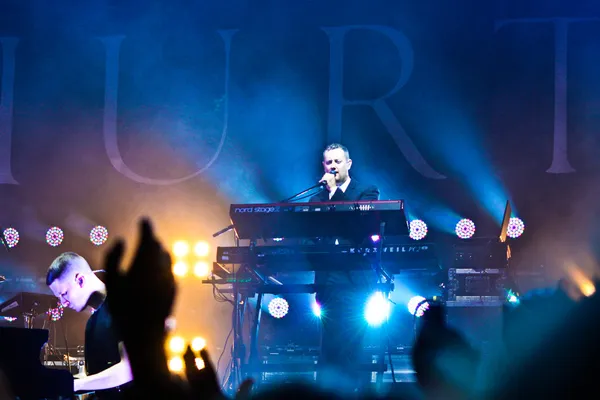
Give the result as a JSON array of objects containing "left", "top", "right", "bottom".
[
  {"left": 46, "top": 252, "right": 92, "bottom": 286},
  {"left": 46, "top": 252, "right": 98, "bottom": 312}
]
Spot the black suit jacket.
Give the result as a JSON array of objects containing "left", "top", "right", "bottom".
[
  {"left": 308, "top": 179, "right": 381, "bottom": 294},
  {"left": 309, "top": 179, "right": 379, "bottom": 202}
]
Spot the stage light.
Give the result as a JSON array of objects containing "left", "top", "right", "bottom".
[
  {"left": 47, "top": 302, "right": 64, "bottom": 322},
  {"left": 371, "top": 235, "right": 380, "bottom": 243},
  {"left": 89, "top": 226, "right": 108, "bottom": 246},
  {"left": 193, "top": 261, "right": 210, "bottom": 278},
  {"left": 173, "top": 241, "right": 189, "bottom": 258},
  {"left": 455, "top": 219, "right": 476, "bottom": 239},
  {"left": 407, "top": 296, "right": 429, "bottom": 317},
  {"left": 168, "top": 357, "right": 184, "bottom": 373},
  {"left": 168, "top": 336, "right": 186, "bottom": 354},
  {"left": 506, "top": 290, "right": 519, "bottom": 304},
  {"left": 165, "top": 317, "right": 177, "bottom": 332},
  {"left": 311, "top": 301, "right": 322, "bottom": 318},
  {"left": 409, "top": 220, "right": 428, "bottom": 240},
  {"left": 172, "top": 261, "right": 189, "bottom": 277},
  {"left": 273, "top": 238, "right": 284, "bottom": 242},
  {"left": 46, "top": 227, "right": 64, "bottom": 247},
  {"left": 580, "top": 281, "right": 596, "bottom": 297},
  {"left": 194, "top": 241, "right": 210, "bottom": 257},
  {"left": 191, "top": 337, "right": 206, "bottom": 351},
  {"left": 364, "top": 292, "right": 391, "bottom": 327},
  {"left": 268, "top": 298, "right": 289, "bottom": 319},
  {"left": 567, "top": 266, "right": 596, "bottom": 298},
  {"left": 507, "top": 217, "right": 525, "bottom": 239},
  {"left": 2, "top": 227, "right": 19, "bottom": 248}
]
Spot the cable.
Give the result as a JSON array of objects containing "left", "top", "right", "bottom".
[
  {"left": 212, "top": 281, "right": 234, "bottom": 305},
  {"left": 221, "top": 362, "right": 232, "bottom": 389},
  {"left": 61, "top": 318, "right": 70, "bottom": 372},
  {"left": 217, "top": 328, "right": 233, "bottom": 379}
]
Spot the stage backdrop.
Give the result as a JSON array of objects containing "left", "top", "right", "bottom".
[{"left": 1, "top": 0, "right": 600, "bottom": 346}]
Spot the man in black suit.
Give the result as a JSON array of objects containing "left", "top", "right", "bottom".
[{"left": 309, "top": 143, "right": 380, "bottom": 392}]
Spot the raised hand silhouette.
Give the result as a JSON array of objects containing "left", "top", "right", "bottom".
[
  {"left": 105, "top": 219, "right": 174, "bottom": 338},
  {"left": 104, "top": 218, "right": 175, "bottom": 383},
  {"left": 184, "top": 346, "right": 253, "bottom": 400}
]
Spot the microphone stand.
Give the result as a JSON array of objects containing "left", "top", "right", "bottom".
[
  {"left": 373, "top": 221, "right": 394, "bottom": 388},
  {"left": 283, "top": 170, "right": 336, "bottom": 202},
  {"left": 212, "top": 181, "right": 326, "bottom": 238},
  {"left": 213, "top": 224, "right": 235, "bottom": 238},
  {"left": 280, "top": 182, "right": 324, "bottom": 203}
]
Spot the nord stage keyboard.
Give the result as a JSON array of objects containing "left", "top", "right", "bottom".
[
  {"left": 215, "top": 243, "right": 438, "bottom": 273},
  {"left": 229, "top": 200, "right": 409, "bottom": 240},
  {"left": 230, "top": 200, "right": 404, "bottom": 214}
]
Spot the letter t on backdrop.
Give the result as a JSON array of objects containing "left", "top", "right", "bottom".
[{"left": 496, "top": 17, "right": 600, "bottom": 174}]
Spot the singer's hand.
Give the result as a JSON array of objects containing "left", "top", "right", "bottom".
[{"left": 320, "top": 172, "right": 337, "bottom": 192}]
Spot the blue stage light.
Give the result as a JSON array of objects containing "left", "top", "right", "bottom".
[{"left": 364, "top": 292, "right": 391, "bottom": 327}]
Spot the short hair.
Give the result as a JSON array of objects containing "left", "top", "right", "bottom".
[
  {"left": 46, "top": 252, "right": 89, "bottom": 286},
  {"left": 323, "top": 143, "right": 350, "bottom": 160}
]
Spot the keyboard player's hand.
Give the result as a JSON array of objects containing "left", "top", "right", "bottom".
[{"left": 74, "top": 378, "right": 83, "bottom": 392}]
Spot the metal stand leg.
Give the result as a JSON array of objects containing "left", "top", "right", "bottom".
[
  {"left": 227, "top": 285, "right": 247, "bottom": 393},
  {"left": 248, "top": 293, "right": 263, "bottom": 387},
  {"left": 228, "top": 287, "right": 240, "bottom": 392},
  {"left": 374, "top": 222, "right": 394, "bottom": 390},
  {"left": 375, "top": 288, "right": 394, "bottom": 390},
  {"left": 376, "top": 321, "right": 385, "bottom": 388}
]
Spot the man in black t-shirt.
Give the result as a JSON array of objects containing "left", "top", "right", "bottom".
[{"left": 46, "top": 252, "right": 133, "bottom": 399}]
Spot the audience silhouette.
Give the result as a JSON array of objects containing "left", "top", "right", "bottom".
[{"left": 1, "top": 218, "right": 592, "bottom": 400}]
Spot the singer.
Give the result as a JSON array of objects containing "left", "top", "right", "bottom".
[
  {"left": 309, "top": 143, "right": 379, "bottom": 391},
  {"left": 312, "top": 143, "right": 379, "bottom": 202}
]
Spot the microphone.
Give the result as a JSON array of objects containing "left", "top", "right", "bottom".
[{"left": 319, "top": 168, "right": 337, "bottom": 187}]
